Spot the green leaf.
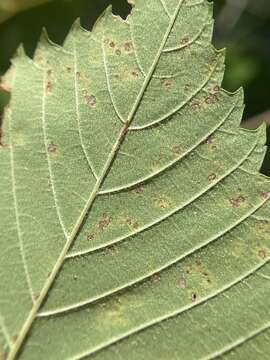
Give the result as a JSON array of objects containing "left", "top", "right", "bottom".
[
  {"left": 0, "top": 0, "right": 53, "bottom": 23},
  {"left": 1, "top": 0, "right": 270, "bottom": 359}
]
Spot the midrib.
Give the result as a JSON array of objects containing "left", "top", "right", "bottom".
[{"left": 7, "top": 2, "right": 183, "bottom": 359}]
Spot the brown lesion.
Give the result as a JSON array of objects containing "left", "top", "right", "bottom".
[
  {"left": 85, "top": 94, "right": 97, "bottom": 107},
  {"left": 172, "top": 144, "right": 184, "bottom": 156},
  {"left": 230, "top": 195, "right": 246, "bottom": 207},
  {"left": 124, "top": 42, "right": 133, "bottom": 52},
  {"left": 208, "top": 173, "right": 217, "bottom": 182},
  {"left": 205, "top": 94, "right": 218, "bottom": 105},
  {"left": 99, "top": 214, "right": 113, "bottom": 231},
  {"left": 258, "top": 249, "right": 268, "bottom": 260},
  {"left": 126, "top": 218, "right": 139, "bottom": 230},
  {"left": 178, "top": 278, "right": 187, "bottom": 289},
  {"left": 47, "top": 142, "right": 57, "bottom": 154},
  {"left": 180, "top": 36, "right": 190, "bottom": 45}
]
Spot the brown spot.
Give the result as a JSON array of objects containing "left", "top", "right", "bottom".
[
  {"left": 205, "top": 136, "right": 217, "bottom": 150},
  {"left": 191, "top": 101, "right": 200, "bottom": 110},
  {"left": 47, "top": 69, "right": 52, "bottom": 76},
  {"left": 161, "top": 78, "right": 173, "bottom": 88},
  {"left": 73, "top": 275, "right": 78, "bottom": 280},
  {"left": 76, "top": 72, "right": 81, "bottom": 80},
  {"left": 47, "top": 271, "right": 52, "bottom": 278},
  {"left": 131, "top": 70, "right": 139, "bottom": 77},
  {"left": 230, "top": 195, "right": 246, "bottom": 207},
  {"left": 109, "top": 41, "right": 116, "bottom": 48},
  {"left": 213, "top": 85, "right": 220, "bottom": 92},
  {"left": 48, "top": 142, "right": 57, "bottom": 153},
  {"left": 106, "top": 245, "right": 117, "bottom": 254},
  {"left": 172, "top": 144, "right": 183, "bottom": 156},
  {"left": 46, "top": 81, "right": 53, "bottom": 94},
  {"left": 34, "top": 294, "right": 40, "bottom": 301},
  {"left": 258, "top": 249, "right": 267, "bottom": 260},
  {"left": 261, "top": 191, "right": 270, "bottom": 199},
  {"left": 208, "top": 173, "right": 217, "bottom": 182},
  {"left": 195, "top": 260, "right": 202, "bottom": 266},
  {"left": 205, "top": 94, "right": 218, "bottom": 105},
  {"left": 133, "top": 186, "right": 144, "bottom": 195},
  {"left": 186, "top": 267, "right": 192, "bottom": 274},
  {"left": 180, "top": 36, "right": 189, "bottom": 45},
  {"left": 158, "top": 197, "right": 169, "bottom": 209},
  {"left": 184, "top": 84, "right": 191, "bottom": 92},
  {"left": 87, "top": 233, "right": 95, "bottom": 241},
  {"left": 191, "top": 292, "right": 197, "bottom": 302},
  {"left": 66, "top": 66, "right": 72, "bottom": 72},
  {"left": 126, "top": 218, "right": 139, "bottom": 230},
  {"left": 99, "top": 214, "right": 112, "bottom": 231},
  {"left": 257, "top": 219, "right": 269, "bottom": 229},
  {"left": 209, "top": 58, "right": 217, "bottom": 66},
  {"left": 85, "top": 94, "right": 97, "bottom": 107},
  {"left": 153, "top": 272, "right": 161, "bottom": 282},
  {"left": 115, "top": 49, "right": 122, "bottom": 56},
  {"left": 178, "top": 278, "right": 187, "bottom": 289},
  {"left": 124, "top": 42, "right": 133, "bottom": 52}
]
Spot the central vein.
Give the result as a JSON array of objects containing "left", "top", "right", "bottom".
[{"left": 8, "top": 2, "right": 183, "bottom": 359}]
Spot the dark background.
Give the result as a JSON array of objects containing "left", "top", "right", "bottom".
[{"left": 0, "top": 0, "right": 270, "bottom": 172}]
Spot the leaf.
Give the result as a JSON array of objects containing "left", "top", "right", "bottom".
[
  {"left": 1, "top": 0, "right": 270, "bottom": 359},
  {"left": 0, "top": 0, "right": 54, "bottom": 23}
]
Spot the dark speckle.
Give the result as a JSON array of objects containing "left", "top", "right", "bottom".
[
  {"left": 73, "top": 275, "right": 78, "bottom": 280},
  {"left": 109, "top": 41, "right": 116, "bottom": 48},
  {"left": 191, "top": 292, "right": 197, "bottom": 302},
  {"left": 48, "top": 143, "right": 57, "bottom": 154},
  {"left": 34, "top": 294, "right": 40, "bottom": 301},
  {"left": 85, "top": 95, "right": 97, "bottom": 107},
  {"left": 230, "top": 195, "right": 246, "bottom": 207},
  {"left": 115, "top": 49, "right": 122, "bottom": 56},
  {"left": 213, "top": 85, "right": 220, "bottom": 92},
  {"left": 66, "top": 66, "right": 72, "bottom": 72}
]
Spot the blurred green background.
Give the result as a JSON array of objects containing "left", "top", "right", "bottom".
[{"left": 0, "top": 0, "right": 270, "bottom": 172}]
